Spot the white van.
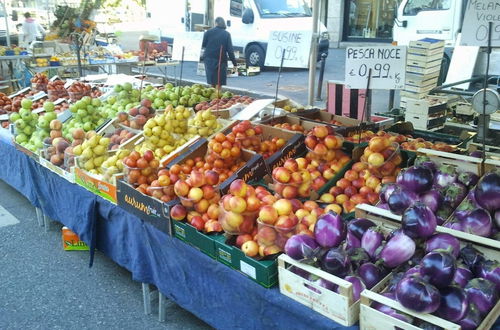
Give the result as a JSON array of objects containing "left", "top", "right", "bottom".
[{"left": 146, "top": 0, "right": 330, "bottom": 67}]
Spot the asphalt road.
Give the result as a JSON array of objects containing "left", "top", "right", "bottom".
[
  {"left": 137, "top": 49, "right": 394, "bottom": 112},
  {"left": 0, "top": 180, "right": 211, "bottom": 329}
]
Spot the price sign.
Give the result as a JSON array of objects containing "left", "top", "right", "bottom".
[
  {"left": 345, "top": 46, "right": 406, "bottom": 90},
  {"left": 264, "top": 30, "right": 312, "bottom": 68},
  {"left": 461, "top": 1, "right": 500, "bottom": 46},
  {"left": 172, "top": 32, "right": 204, "bottom": 62}
]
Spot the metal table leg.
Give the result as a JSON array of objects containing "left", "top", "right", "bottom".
[
  {"left": 35, "top": 207, "right": 44, "bottom": 227},
  {"left": 142, "top": 283, "right": 158, "bottom": 315},
  {"left": 158, "top": 291, "right": 167, "bottom": 322}
]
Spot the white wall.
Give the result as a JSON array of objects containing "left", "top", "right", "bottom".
[{"left": 326, "top": 0, "right": 343, "bottom": 48}]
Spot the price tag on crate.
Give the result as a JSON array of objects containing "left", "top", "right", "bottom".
[
  {"left": 264, "top": 30, "right": 312, "bottom": 69},
  {"left": 461, "top": 0, "right": 500, "bottom": 46},
  {"left": 345, "top": 46, "right": 407, "bottom": 90}
]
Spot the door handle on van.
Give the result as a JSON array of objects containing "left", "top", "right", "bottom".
[
  {"left": 181, "top": 17, "right": 185, "bottom": 23},
  {"left": 227, "top": 20, "right": 231, "bottom": 27}
]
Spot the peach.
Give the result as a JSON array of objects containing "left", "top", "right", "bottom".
[
  {"left": 239, "top": 215, "right": 256, "bottom": 234},
  {"left": 201, "top": 185, "right": 216, "bottom": 200},
  {"left": 303, "top": 201, "right": 319, "bottom": 211},
  {"left": 229, "top": 179, "right": 247, "bottom": 197},
  {"left": 320, "top": 193, "right": 335, "bottom": 203},
  {"left": 304, "top": 135, "right": 318, "bottom": 149},
  {"left": 281, "top": 185, "right": 298, "bottom": 199},
  {"left": 190, "top": 215, "right": 205, "bottom": 231},
  {"left": 194, "top": 198, "right": 210, "bottom": 213},
  {"left": 188, "top": 187, "right": 203, "bottom": 202},
  {"left": 229, "top": 196, "right": 247, "bottom": 213},
  {"left": 207, "top": 204, "right": 220, "bottom": 220},
  {"left": 174, "top": 180, "right": 190, "bottom": 197},
  {"left": 289, "top": 172, "right": 303, "bottom": 185},
  {"left": 283, "top": 159, "right": 299, "bottom": 172},
  {"left": 204, "top": 219, "right": 223, "bottom": 233},
  {"left": 273, "top": 199, "right": 293, "bottom": 216},
  {"left": 261, "top": 194, "right": 277, "bottom": 205},
  {"left": 290, "top": 199, "right": 303, "bottom": 212},
  {"left": 312, "top": 126, "right": 328, "bottom": 138},
  {"left": 225, "top": 211, "right": 244, "bottom": 229},
  {"left": 245, "top": 195, "right": 261, "bottom": 212},
  {"left": 296, "top": 157, "right": 308, "bottom": 170},
  {"left": 236, "top": 234, "right": 253, "bottom": 248},
  {"left": 272, "top": 167, "right": 291, "bottom": 184},
  {"left": 259, "top": 205, "right": 278, "bottom": 225},
  {"left": 263, "top": 245, "right": 281, "bottom": 256},
  {"left": 295, "top": 209, "right": 310, "bottom": 221},
  {"left": 188, "top": 170, "right": 205, "bottom": 188},
  {"left": 241, "top": 240, "right": 259, "bottom": 257},
  {"left": 170, "top": 204, "right": 187, "bottom": 221},
  {"left": 275, "top": 215, "right": 299, "bottom": 231},
  {"left": 221, "top": 195, "right": 232, "bottom": 212},
  {"left": 301, "top": 214, "right": 317, "bottom": 227},
  {"left": 313, "top": 143, "right": 328, "bottom": 156},
  {"left": 205, "top": 170, "right": 220, "bottom": 185},
  {"left": 257, "top": 226, "right": 277, "bottom": 246},
  {"left": 324, "top": 135, "right": 338, "bottom": 149}
]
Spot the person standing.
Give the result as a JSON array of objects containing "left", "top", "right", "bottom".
[
  {"left": 201, "top": 17, "right": 237, "bottom": 88},
  {"left": 22, "top": 12, "right": 46, "bottom": 46}
]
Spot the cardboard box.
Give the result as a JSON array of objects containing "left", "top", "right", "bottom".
[
  {"left": 116, "top": 180, "right": 175, "bottom": 236},
  {"left": 172, "top": 221, "right": 222, "bottom": 258},
  {"left": 291, "top": 110, "right": 378, "bottom": 136},
  {"left": 38, "top": 157, "right": 75, "bottom": 183},
  {"left": 165, "top": 138, "right": 268, "bottom": 194},
  {"left": 13, "top": 141, "right": 39, "bottom": 161},
  {"left": 213, "top": 235, "right": 278, "bottom": 288},
  {"left": 62, "top": 227, "right": 89, "bottom": 251},
  {"left": 74, "top": 167, "right": 118, "bottom": 204}
]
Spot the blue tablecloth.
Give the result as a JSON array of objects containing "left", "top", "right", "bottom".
[{"left": 0, "top": 139, "right": 353, "bottom": 330}]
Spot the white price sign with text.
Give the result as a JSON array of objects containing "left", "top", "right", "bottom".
[
  {"left": 461, "top": 0, "right": 500, "bottom": 46},
  {"left": 172, "top": 32, "right": 204, "bottom": 62},
  {"left": 264, "top": 30, "right": 312, "bottom": 68},
  {"left": 345, "top": 46, "right": 406, "bottom": 90}
]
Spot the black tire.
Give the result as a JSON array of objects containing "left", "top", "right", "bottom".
[{"left": 245, "top": 44, "right": 265, "bottom": 68}]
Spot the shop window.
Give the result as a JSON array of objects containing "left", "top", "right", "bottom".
[
  {"left": 230, "top": 0, "right": 244, "bottom": 17},
  {"left": 403, "top": 0, "right": 450, "bottom": 15},
  {"left": 346, "top": 0, "right": 400, "bottom": 40}
]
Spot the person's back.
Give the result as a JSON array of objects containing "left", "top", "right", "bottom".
[{"left": 203, "top": 27, "right": 231, "bottom": 62}]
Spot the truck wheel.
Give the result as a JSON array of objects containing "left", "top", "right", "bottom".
[{"left": 245, "top": 45, "right": 265, "bottom": 68}]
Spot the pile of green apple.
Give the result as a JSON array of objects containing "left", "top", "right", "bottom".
[
  {"left": 140, "top": 83, "right": 230, "bottom": 109},
  {"left": 63, "top": 96, "right": 107, "bottom": 140},
  {"left": 100, "top": 82, "right": 141, "bottom": 118},
  {"left": 11, "top": 99, "right": 57, "bottom": 151}
]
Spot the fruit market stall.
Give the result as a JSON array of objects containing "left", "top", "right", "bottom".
[{"left": 0, "top": 71, "right": 499, "bottom": 330}]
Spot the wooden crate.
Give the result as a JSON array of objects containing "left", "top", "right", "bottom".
[
  {"left": 360, "top": 242, "right": 500, "bottom": 330},
  {"left": 355, "top": 204, "right": 500, "bottom": 251},
  {"left": 416, "top": 148, "right": 483, "bottom": 175},
  {"left": 404, "top": 112, "right": 446, "bottom": 130},
  {"left": 278, "top": 216, "right": 400, "bottom": 326}
]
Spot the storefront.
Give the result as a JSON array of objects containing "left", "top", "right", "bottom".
[{"left": 342, "top": 0, "right": 400, "bottom": 41}]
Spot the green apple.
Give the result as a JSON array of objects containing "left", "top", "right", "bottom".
[
  {"left": 113, "top": 84, "right": 123, "bottom": 93},
  {"left": 91, "top": 98, "right": 101, "bottom": 107},
  {"left": 44, "top": 112, "right": 57, "bottom": 122},
  {"left": 15, "top": 119, "right": 26, "bottom": 129},
  {"left": 21, "top": 98, "right": 32, "bottom": 110},
  {"left": 23, "top": 125, "right": 33, "bottom": 135},
  {"left": 43, "top": 101, "right": 55, "bottom": 112},
  {"left": 83, "top": 122, "right": 92, "bottom": 131},
  {"left": 123, "top": 82, "right": 133, "bottom": 91},
  {"left": 9, "top": 112, "right": 20, "bottom": 122},
  {"left": 38, "top": 118, "right": 49, "bottom": 129}
]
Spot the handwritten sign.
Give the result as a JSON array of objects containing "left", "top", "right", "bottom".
[
  {"left": 461, "top": 0, "right": 500, "bottom": 46},
  {"left": 172, "top": 32, "right": 204, "bottom": 62},
  {"left": 345, "top": 46, "right": 406, "bottom": 89},
  {"left": 264, "top": 30, "right": 312, "bottom": 68}
]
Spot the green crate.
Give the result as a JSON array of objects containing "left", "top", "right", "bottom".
[
  {"left": 212, "top": 235, "right": 278, "bottom": 288},
  {"left": 172, "top": 221, "right": 221, "bottom": 258}
]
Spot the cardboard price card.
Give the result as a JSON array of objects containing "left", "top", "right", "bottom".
[
  {"left": 461, "top": 0, "right": 500, "bottom": 47},
  {"left": 172, "top": 32, "right": 204, "bottom": 62},
  {"left": 345, "top": 46, "right": 407, "bottom": 90},
  {"left": 264, "top": 30, "right": 312, "bottom": 69}
]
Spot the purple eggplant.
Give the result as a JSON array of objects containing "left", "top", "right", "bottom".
[
  {"left": 347, "top": 218, "right": 375, "bottom": 240},
  {"left": 388, "top": 186, "right": 419, "bottom": 215},
  {"left": 379, "top": 231, "right": 416, "bottom": 268},
  {"left": 476, "top": 259, "right": 500, "bottom": 291},
  {"left": 435, "top": 286, "right": 469, "bottom": 322},
  {"left": 415, "top": 156, "right": 437, "bottom": 173},
  {"left": 460, "top": 244, "right": 485, "bottom": 272},
  {"left": 380, "top": 183, "right": 399, "bottom": 204},
  {"left": 358, "top": 262, "right": 384, "bottom": 289},
  {"left": 361, "top": 227, "right": 384, "bottom": 259},
  {"left": 461, "top": 208, "right": 493, "bottom": 237},
  {"left": 436, "top": 215, "right": 446, "bottom": 226},
  {"left": 443, "top": 220, "right": 463, "bottom": 231},
  {"left": 407, "top": 248, "right": 425, "bottom": 268},
  {"left": 321, "top": 247, "right": 351, "bottom": 278},
  {"left": 419, "top": 190, "right": 443, "bottom": 213},
  {"left": 424, "top": 233, "right": 460, "bottom": 258},
  {"left": 465, "top": 278, "right": 498, "bottom": 316},
  {"left": 469, "top": 150, "right": 484, "bottom": 158},
  {"left": 396, "top": 275, "right": 440, "bottom": 313},
  {"left": 284, "top": 234, "right": 320, "bottom": 260},
  {"left": 404, "top": 265, "right": 422, "bottom": 278},
  {"left": 433, "top": 165, "right": 457, "bottom": 188},
  {"left": 377, "top": 203, "right": 390, "bottom": 210},
  {"left": 372, "top": 292, "right": 414, "bottom": 323},
  {"left": 402, "top": 202, "right": 437, "bottom": 239},
  {"left": 314, "top": 212, "right": 346, "bottom": 248},
  {"left": 386, "top": 272, "right": 405, "bottom": 293},
  {"left": 458, "top": 171, "right": 479, "bottom": 189},
  {"left": 414, "top": 321, "right": 444, "bottom": 330},
  {"left": 346, "top": 231, "right": 361, "bottom": 249},
  {"left": 420, "top": 250, "right": 456, "bottom": 288},
  {"left": 474, "top": 172, "right": 500, "bottom": 212},
  {"left": 289, "top": 266, "right": 310, "bottom": 279},
  {"left": 453, "top": 264, "right": 473, "bottom": 288},
  {"left": 458, "top": 303, "right": 482, "bottom": 330},
  {"left": 443, "top": 182, "right": 468, "bottom": 209},
  {"left": 396, "top": 166, "right": 434, "bottom": 193},
  {"left": 347, "top": 247, "right": 370, "bottom": 271},
  {"left": 342, "top": 275, "right": 366, "bottom": 301},
  {"left": 436, "top": 203, "right": 454, "bottom": 221},
  {"left": 308, "top": 274, "right": 338, "bottom": 292}
]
